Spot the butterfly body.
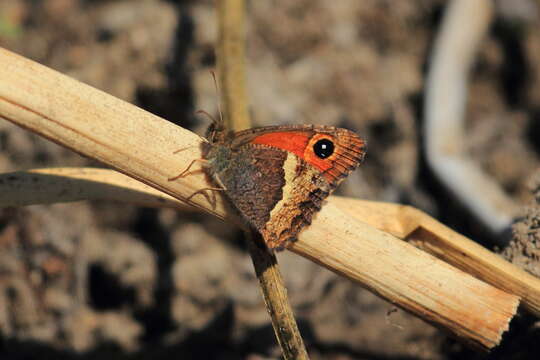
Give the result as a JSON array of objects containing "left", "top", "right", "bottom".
[{"left": 203, "top": 124, "right": 366, "bottom": 250}]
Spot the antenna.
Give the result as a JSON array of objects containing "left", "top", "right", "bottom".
[{"left": 210, "top": 70, "right": 224, "bottom": 127}]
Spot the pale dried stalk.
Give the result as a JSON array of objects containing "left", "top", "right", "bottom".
[
  {"left": 217, "top": 0, "right": 251, "bottom": 131},
  {"left": 0, "top": 47, "right": 519, "bottom": 350},
  {"left": 288, "top": 202, "right": 517, "bottom": 350},
  {"left": 0, "top": 167, "right": 193, "bottom": 210},
  {"left": 2, "top": 166, "right": 538, "bottom": 321},
  {"left": 3, "top": 167, "right": 537, "bottom": 320},
  {"left": 331, "top": 197, "right": 540, "bottom": 317},
  {"left": 424, "top": 0, "right": 519, "bottom": 235},
  {"left": 244, "top": 230, "right": 308, "bottom": 359},
  {"left": 0, "top": 48, "right": 231, "bottom": 217}
]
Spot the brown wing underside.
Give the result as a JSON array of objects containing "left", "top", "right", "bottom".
[
  {"left": 212, "top": 125, "right": 365, "bottom": 250},
  {"left": 259, "top": 154, "right": 332, "bottom": 250},
  {"left": 214, "top": 144, "right": 333, "bottom": 250},
  {"left": 214, "top": 145, "right": 287, "bottom": 233}
]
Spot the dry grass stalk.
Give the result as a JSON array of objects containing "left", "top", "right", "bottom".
[
  {"left": 216, "top": 0, "right": 309, "bottom": 358},
  {"left": 424, "top": 0, "right": 519, "bottom": 234},
  {"left": 1, "top": 167, "right": 538, "bottom": 322},
  {"left": 331, "top": 197, "right": 540, "bottom": 317},
  {"left": 217, "top": 0, "right": 251, "bottom": 132},
  {"left": 0, "top": 46, "right": 521, "bottom": 350}
]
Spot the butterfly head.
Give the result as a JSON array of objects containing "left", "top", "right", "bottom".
[{"left": 204, "top": 119, "right": 228, "bottom": 144}]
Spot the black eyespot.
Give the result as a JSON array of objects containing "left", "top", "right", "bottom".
[{"left": 313, "top": 138, "right": 335, "bottom": 159}]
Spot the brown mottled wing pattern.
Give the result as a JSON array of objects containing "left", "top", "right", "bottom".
[
  {"left": 259, "top": 154, "right": 332, "bottom": 249},
  {"left": 211, "top": 144, "right": 288, "bottom": 232},
  {"left": 208, "top": 125, "right": 366, "bottom": 250}
]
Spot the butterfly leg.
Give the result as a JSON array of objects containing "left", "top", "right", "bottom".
[
  {"left": 185, "top": 186, "right": 226, "bottom": 208},
  {"left": 172, "top": 146, "right": 195, "bottom": 154},
  {"left": 168, "top": 159, "right": 209, "bottom": 181}
]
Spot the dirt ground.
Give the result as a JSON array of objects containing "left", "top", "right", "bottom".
[{"left": 0, "top": 0, "right": 539, "bottom": 359}]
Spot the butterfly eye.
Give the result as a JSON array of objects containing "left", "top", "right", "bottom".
[{"left": 313, "top": 138, "right": 335, "bottom": 159}]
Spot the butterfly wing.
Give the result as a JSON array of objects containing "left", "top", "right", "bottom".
[
  {"left": 209, "top": 125, "right": 366, "bottom": 250},
  {"left": 209, "top": 144, "right": 288, "bottom": 237},
  {"left": 230, "top": 125, "right": 366, "bottom": 188}
]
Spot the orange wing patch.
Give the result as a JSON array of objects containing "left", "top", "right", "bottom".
[
  {"left": 250, "top": 131, "right": 310, "bottom": 159},
  {"left": 250, "top": 128, "right": 365, "bottom": 186}
]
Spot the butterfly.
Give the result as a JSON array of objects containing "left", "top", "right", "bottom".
[{"left": 196, "top": 118, "right": 366, "bottom": 250}]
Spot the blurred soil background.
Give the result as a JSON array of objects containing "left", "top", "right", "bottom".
[{"left": 0, "top": 0, "right": 540, "bottom": 359}]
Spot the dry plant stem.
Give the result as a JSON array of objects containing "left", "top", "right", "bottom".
[
  {"left": 424, "top": 0, "right": 519, "bottom": 235},
  {"left": 0, "top": 47, "right": 231, "bottom": 220},
  {"left": 0, "top": 167, "right": 195, "bottom": 210},
  {"left": 245, "top": 231, "right": 309, "bottom": 359},
  {"left": 289, "top": 203, "right": 518, "bottom": 350},
  {"left": 217, "top": 0, "right": 250, "bottom": 131},
  {"left": 0, "top": 47, "right": 519, "bottom": 350},
  {"left": 2, "top": 166, "right": 538, "bottom": 321},
  {"left": 217, "top": 0, "right": 309, "bottom": 358},
  {"left": 331, "top": 197, "right": 540, "bottom": 317},
  {"left": 3, "top": 167, "right": 537, "bottom": 322}
]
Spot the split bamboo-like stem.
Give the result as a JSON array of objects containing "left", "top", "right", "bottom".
[
  {"left": 2, "top": 167, "right": 538, "bottom": 321},
  {"left": 330, "top": 197, "right": 540, "bottom": 317},
  {"left": 0, "top": 47, "right": 520, "bottom": 350}
]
